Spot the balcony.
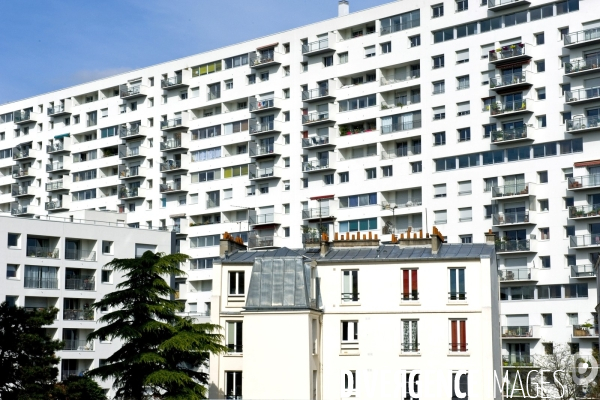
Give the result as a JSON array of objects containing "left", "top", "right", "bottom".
[
  {"left": 24, "top": 277, "right": 58, "bottom": 289},
  {"left": 159, "top": 177, "right": 190, "bottom": 194},
  {"left": 11, "top": 184, "right": 39, "bottom": 197},
  {"left": 249, "top": 51, "right": 281, "bottom": 69},
  {"left": 302, "top": 135, "right": 333, "bottom": 149},
  {"left": 565, "top": 87, "right": 600, "bottom": 105},
  {"left": 119, "top": 165, "right": 147, "bottom": 180},
  {"left": 248, "top": 235, "right": 282, "bottom": 249},
  {"left": 119, "top": 84, "right": 148, "bottom": 99},
  {"left": 46, "top": 159, "right": 72, "bottom": 173},
  {"left": 47, "top": 102, "right": 72, "bottom": 117},
  {"left": 565, "top": 57, "right": 600, "bottom": 77},
  {"left": 573, "top": 325, "right": 599, "bottom": 338},
  {"left": 13, "top": 148, "right": 38, "bottom": 161},
  {"left": 46, "top": 179, "right": 70, "bottom": 192},
  {"left": 65, "top": 249, "right": 97, "bottom": 262},
  {"left": 45, "top": 198, "right": 70, "bottom": 211},
  {"left": 161, "top": 73, "right": 189, "bottom": 90},
  {"left": 118, "top": 145, "right": 147, "bottom": 160},
  {"left": 570, "top": 264, "right": 596, "bottom": 279},
  {"left": 159, "top": 160, "right": 187, "bottom": 173},
  {"left": 302, "top": 158, "right": 336, "bottom": 173},
  {"left": 301, "top": 86, "right": 335, "bottom": 103},
  {"left": 491, "top": 183, "right": 533, "bottom": 199},
  {"left": 160, "top": 136, "right": 189, "bottom": 152},
  {"left": 249, "top": 97, "right": 281, "bottom": 113},
  {"left": 566, "top": 116, "right": 600, "bottom": 134},
  {"left": 65, "top": 278, "right": 95, "bottom": 291},
  {"left": 249, "top": 120, "right": 282, "bottom": 135},
  {"left": 492, "top": 211, "right": 534, "bottom": 226},
  {"left": 381, "top": 119, "right": 422, "bottom": 134},
  {"left": 249, "top": 143, "right": 281, "bottom": 159},
  {"left": 564, "top": 28, "right": 600, "bottom": 48},
  {"left": 206, "top": 198, "right": 220, "bottom": 209},
  {"left": 488, "top": 44, "right": 530, "bottom": 64},
  {"left": 490, "top": 100, "right": 531, "bottom": 117},
  {"left": 63, "top": 340, "right": 94, "bottom": 351},
  {"left": 569, "top": 234, "right": 600, "bottom": 249},
  {"left": 380, "top": 18, "right": 420, "bottom": 35},
  {"left": 568, "top": 174, "right": 600, "bottom": 191},
  {"left": 491, "top": 127, "right": 531, "bottom": 144},
  {"left": 302, "top": 207, "right": 334, "bottom": 221},
  {"left": 160, "top": 115, "right": 189, "bottom": 131},
  {"left": 11, "top": 205, "right": 40, "bottom": 216},
  {"left": 13, "top": 111, "right": 37, "bottom": 125},
  {"left": 302, "top": 111, "right": 332, "bottom": 126},
  {"left": 498, "top": 268, "right": 537, "bottom": 282},
  {"left": 380, "top": 145, "right": 421, "bottom": 160},
  {"left": 380, "top": 70, "right": 421, "bottom": 86},
  {"left": 62, "top": 370, "right": 87, "bottom": 380},
  {"left": 568, "top": 204, "right": 600, "bottom": 220},
  {"left": 302, "top": 35, "right": 335, "bottom": 56},
  {"left": 63, "top": 309, "right": 94, "bottom": 321},
  {"left": 249, "top": 213, "right": 281, "bottom": 227},
  {"left": 490, "top": 72, "right": 531, "bottom": 91},
  {"left": 47, "top": 141, "right": 71, "bottom": 154},
  {"left": 502, "top": 355, "right": 535, "bottom": 367},
  {"left": 119, "top": 125, "right": 147, "bottom": 140},
  {"left": 495, "top": 239, "right": 535, "bottom": 253},
  {"left": 26, "top": 246, "right": 59, "bottom": 259},
  {"left": 501, "top": 326, "right": 540, "bottom": 339},
  {"left": 171, "top": 224, "right": 188, "bottom": 236},
  {"left": 249, "top": 165, "right": 280, "bottom": 181},
  {"left": 118, "top": 186, "right": 147, "bottom": 200},
  {"left": 488, "top": 0, "right": 531, "bottom": 11},
  {"left": 12, "top": 167, "right": 35, "bottom": 179}
]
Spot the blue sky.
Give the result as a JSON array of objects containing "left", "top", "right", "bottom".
[{"left": 0, "top": 0, "right": 388, "bottom": 105}]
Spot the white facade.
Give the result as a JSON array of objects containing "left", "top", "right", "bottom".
[
  {"left": 0, "top": 0, "right": 598, "bottom": 376},
  {"left": 209, "top": 236, "right": 501, "bottom": 399},
  {"left": 0, "top": 210, "right": 174, "bottom": 396}
]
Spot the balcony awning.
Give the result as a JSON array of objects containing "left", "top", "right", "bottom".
[
  {"left": 54, "top": 133, "right": 70, "bottom": 139},
  {"left": 498, "top": 60, "right": 530, "bottom": 69},
  {"left": 169, "top": 213, "right": 186, "bottom": 218},
  {"left": 575, "top": 160, "right": 600, "bottom": 168},
  {"left": 257, "top": 42, "right": 278, "bottom": 50},
  {"left": 310, "top": 194, "right": 335, "bottom": 201}
]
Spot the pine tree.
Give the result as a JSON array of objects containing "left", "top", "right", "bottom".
[
  {"left": 87, "top": 251, "right": 227, "bottom": 399},
  {"left": 52, "top": 375, "right": 107, "bottom": 400}
]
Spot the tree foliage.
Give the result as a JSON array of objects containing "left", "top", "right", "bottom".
[
  {"left": 0, "top": 302, "right": 63, "bottom": 400},
  {"left": 87, "top": 251, "right": 228, "bottom": 399},
  {"left": 51, "top": 376, "right": 107, "bottom": 400}
]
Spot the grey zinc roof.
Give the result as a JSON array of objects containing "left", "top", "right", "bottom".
[{"left": 222, "top": 243, "right": 495, "bottom": 264}]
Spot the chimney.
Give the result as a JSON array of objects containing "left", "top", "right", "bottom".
[
  {"left": 219, "top": 232, "right": 247, "bottom": 258},
  {"left": 484, "top": 229, "right": 496, "bottom": 245},
  {"left": 431, "top": 234, "right": 441, "bottom": 254},
  {"left": 338, "top": 0, "right": 349, "bottom": 17},
  {"left": 320, "top": 240, "right": 330, "bottom": 257}
]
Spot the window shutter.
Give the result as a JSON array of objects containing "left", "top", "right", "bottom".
[
  {"left": 456, "top": 49, "right": 469, "bottom": 62},
  {"left": 459, "top": 208, "right": 472, "bottom": 220},
  {"left": 458, "top": 181, "right": 472, "bottom": 194},
  {"left": 457, "top": 101, "right": 470, "bottom": 113},
  {"left": 434, "top": 184, "right": 446, "bottom": 196},
  {"left": 135, "top": 244, "right": 156, "bottom": 258}
]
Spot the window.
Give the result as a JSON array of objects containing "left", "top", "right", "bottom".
[
  {"left": 457, "top": 75, "right": 470, "bottom": 90},
  {"left": 565, "top": 283, "right": 588, "bottom": 298},
  {"left": 536, "top": 87, "right": 546, "bottom": 100},
  {"left": 539, "top": 199, "right": 549, "bottom": 212},
  {"left": 246, "top": 186, "right": 255, "bottom": 196},
  {"left": 341, "top": 321, "right": 358, "bottom": 342},
  {"left": 432, "top": 4, "right": 443, "bottom": 18},
  {"left": 339, "top": 218, "right": 377, "bottom": 232},
  {"left": 338, "top": 52, "right": 348, "bottom": 64},
  {"left": 459, "top": 207, "right": 472, "bottom": 222},
  {"left": 324, "top": 174, "right": 334, "bottom": 185},
  {"left": 6, "top": 264, "right": 18, "bottom": 278},
  {"left": 227, "top": 321, "right": 243, "bottom": 353},
  {"left": 536, "top": 60, "right": 546, "bottom": 72},
  {"left": 433, "top": 80, "right": 445, "bottom": 94},
  {"left": 449, "top": 268, "right": 465, "bottom": 300},
  {"left": 302, "top": 178, "right": 308, "bottom": 188},
  {"left": 456, "top": 49, "right": 469, "bottom": 64},
  {"left": 458, "top": 181, "right": 472, "bottom": 195},
  {"left": 283, "top": 88, "right": 290, "bottom": 99},
  {"left": 339, "top": 193, "right": 377, "bottom": 208},
  {"left": 101, "top": 270, "right": 112, "bottom": 283},
  {"left": 434, "top": 184, "right": 447, "bottom": 198},
  {"left": 283, "top": 111, "right": 290, "bottom": 121},
  {"left": 434, "top": 210, "right": 447, "bottom": 224},
  {"left": 283, "top": 204, "right": 290, "bottom": 214},
  {"left": 433, "top": 106, "right": 445, "bottom": 120},
  {"left": 381, "top": 42, "right": 391, "bottom": 54},
  {"left": 247, "top": 74, "right": 256, "bottom": 84},
  {"left": 566, "top": 226, "right": 575, "bottom": 238},
  {"left": 224, "top": 54, "right": 249, "bottom": 69},
  {"left": 568, "top": 313, "right": 579, "bottom": 325},
  {"left": 538, "top": 285, "right": 562, "bottom": 299},
  {"left": 382, "top": 165, "right": 393, "bottom": 177},
  {"left": 192, "top": 61, "right": 222, "bottom": 76},
  {"left": 7, "top": 233, "right": 19, "bottom": 247},
  {"left": 411, "top": 161, "right": 422, "bottom": 173},
  {"left": 409, "top": 35, "right": 421, "bottom": 47},
  {"left": 365, "top": 168, "right": 376, "bottom": 180},
  {"left": 190, "top": 235, "right": 220, "bottom": 248},
  {"left": 364, "top": 46, "right": 375, "bottom": 58},
  {"left": 460, "top": 235, "right": 472, "bottom": 244},
  {"left": 456, "top": 101, "right": 470, "bottom": 116},
  {"left": 339, "top": 172, "right": 349, "bottom": 183},
  {"left": 283, "top": 227, "right": 290, "bottom": 237},
  {"left": 450, "top": 320, "right": 467, "bottom": 352},
  {"left": 433, "top": 132, "right": 446, "bottom": 146},
  {"left": 542, "top": 314, "right": 553, "bottom": 326},
  {"left": 401, "top": 320, "right": 419, "bottom": 352},
  {"left": 456, "top": 0, "right": 468, "bottom": 11},
  {"left": 538, "top": 171, "right": 548, "bottom": 183},
  {"left": 458, "top": 128, "right": 470, "bottom": 142},
  {"left": 540, "top": 256, "right": 551, "bottom": 268},
  {"left": 223, "top": 165, "right": 248, "bottom": 179},
  {"left": 539, "top": 227, "right": 550, "bottom": 240},
  {"left": 433, "top": 27, "right": 454, "bottom": 43},
  {"left": 342, "top": 270, "right": 359, "bottom": 302},
  {"left": 225, "top": 79, "right": 233, "bottom": 90},
  {"left": 284, "top": 134, "right": 290, "bottom": 144},
  {"left": 226, "top": 372, "right": 242, "bottom": 399},
  {"left": 229, "top": 272, "right": 244, "bottom": 295},
  {"left": 432, "top": 55, "right": 444, "bottom": 69},
  {"left": 563, "top": 168, "right": 573, "bottom": 179},
  {"left": 537, "top": 115, "right": 547, "bottom": 128},
  {"left": 224, "top": 189, "right": 232, "bottom": 200},
  {"left": 535, "top": 32, "right": 545, "bottom": 45},
  {"left": 564, "top": 197, "right": 574, "bottom": 208},
  {"left": 260, "top": 72, "right": 269, "bottom": 82},
  {"left": 401, "top": 269, "right": 418, "bottom": 301},
  {"left": 338, "top": 94, "right": 376, "bottom": 112}
]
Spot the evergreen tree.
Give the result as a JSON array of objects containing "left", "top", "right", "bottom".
[
  {"left": 87, "top": 251, "right": 227, "bottom": 399},
  {"left": 52, "top": 375, "right": 107, "bottom": 400},
  {"left": 0, "top": 302, "right": 63, "bottom": 400}
]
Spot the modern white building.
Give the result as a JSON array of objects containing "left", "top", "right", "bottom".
[
  {"left": 0, "top": 0, "right": 598, "bottom": 377},
  {"left": 0, "top": 210, "right": 174, "bottom": 396},
  {"left": 209, "top": 232, "right": 502, "bottom": 399}
]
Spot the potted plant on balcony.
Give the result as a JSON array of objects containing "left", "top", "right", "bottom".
[
  {"left": 582, "top": 320, "right": 595, "bottom": 335},
  {"left": 339, "top": 126, "right": 350, "bottom": 136}
]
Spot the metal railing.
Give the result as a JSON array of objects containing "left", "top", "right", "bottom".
[
  {"left": 302, "top": 159, "right": 331, "bottom": 172},
  {"left": 491, "top": 126, "right": 527, "bottom": 143},
  {"left": 65, "top": 278, "right": 95, "bottom": 290},
  {"left": 573, "top": 325, "right": 599, "bottom": 337},
  {"left": 566, "top": 87, "right": 600, "bottom": 103},
  {"left": 250, "top": 167, "right": 275, "bottom": 179},
  {"left": 499, "top": 268, "right": 531, "bottom": 281},
  {"left": 302, "top": 38, "right": 329, "bottom": 54},
  {"left": 380, "top": 145, "right": 421, "bottom": 160},
  {"left": 45, "top": 180, "right": 65, "bottom": 191},
  {"left": 449, "top": 343, "right": 468, "bottom": 352},
  {"left": 341, "top": 292, "right": 359, "bottom": 302},
  {"left": 302, "top": 112, "right": 329, "bottom": 124},
  {"left": 45, "top": 200, "right": 64, "bottom": 210},
  {"left": 119, "top": 148, "right": 141, "bottom": 158},
  {"left": 120, "top": 85, "right": 141, "bottom": 97},
  {"left": 119, "top": 125, "right": 142, "bottom": 138},
  {"left": 568, "top": 174, "right": 600, "bottom": 189},
  {"left": 65, "top": 249, "right": 97, "bottom": 261},
  {"left": 490, "top": 72, "right": 527, "bottom": 88},
  {"left": 489, "top": 44, "right": 526, "bottom": 61},
  {"left": 206, "top": 199, "right": 220, "bottom": 209},
  {"left": 492, "top": 211, "right": 530, "bottom": 225},
  {"left": 489, "top": 0, "right": 522, "bottom": 7},
  {"left": 401, "top": 292, "right": 419, "bottom": 301},
  {"left": 63, "top": 309, "right": 94, "bottom": 321},
  {"left": 46, "top": 161, "right": 67, "bottom": 172},
  {"left": 46, "top": 142, "right": 66, "bottom": 153},
  {"left": 12, "top": 168, "right": 30, "bottom": 178},
  {"left": 249, "top": 98, "right": 275, "bottom": 111},
  {"left": 160, "top": 118, "right": 183, "bottom": 129},
  {"left": 160, "top": 160, "right": 183, "bottom": 171},
  {"left": 250, "top": 145, "right": 275, "bottom": 157},
  {"left": 400, "top": 343, "right": 420, "bottom": 353},
  {"left": 490, "top": 100, "right": 528, "bottom": 115},
  {"left": 161, "top": 75, "right": 183, "bottom": 88},
  {"left": 24, "top": 277, "right": 58, "bottom": 289},
  {"left": 496, "top": 239, "right": 531, "bottom": 252},
  {"left": 570, "top": 234, "right": 600, "bottom": 248},
  {"left": 566, "top": 116, "right": 600, "bottom": 132},
  {"left": 12, "top": 185, "right": 33, "bottom": 196},
  {"left": 118, "top": 188, "right": 140, "bottom": 199},
  {"left": 251, "top": 51, "right": 276, "bottom": 66},
  {"left": 120, "top": 166, "right": 141, "bottom": 178},
  {"left": 380, "top": 70, "right": 420, "bottom": 85},
  {"left": 160, "top": 182, "right": 183, "bottom": 192},
  {"left": 63, "top": 340, "right": 94, "bottom": 351},
  {"left": 448, "top": 292, "right": 466, "bottom": 300},
  {"left": 250, "top": 121, "right": 275, "bottom": 134},
  {"left": 380, "top": 18, "right": 420, "bottom": 35},
  {"left": 302, "top": 136, "right": 330, "bottom": 148},
  {"left": 13, "top": 148, "right": 33, "bottom": 159},
  {"left": 249, "top": 213, "right": 275, "bottom": 225},
  {"left": 302, "top": 87, "right": 330, "bottom": 101},
  {"left": 503, "top": 355, "right": 535, "bottom": 367},
  {"left": 11, "top": 206, "right": 29, "bottom": 215},
  {"left": 14, "top": 111, "right": 32, "bottom": 122},
  {"left": 47, "top": 105, "right": 66, "bottom": 115},
  {"left": 62, "top": 370, "right": 86, "bottom": 380},
  {"left": 26, "top": 246, "right": 59, "bottom": 259},
  {"left": 227, "top": 344, "right": 243, "bottom": 353},
  {"left": 248, "top": 236, "right": 274, "bottom": 248},
  {"left": 570, "top": 264, "right": 595, "bottom": 277},
  {"left": 565, "top": 57, "right": 600, "bottom": 74},
  {"left": 302, "top": 207, "right": 331, "bottom": 219},
  {"left": 569, "top": 204, "right": 600, "bottom": 218},
  {"left": 564, "top": 28, "right": 600, "bottom": 46},
  {"left": 491, "top": 183, "right": 529, "bottom": 197},
  {"left": 381, "top": 119, "right": 422, "bottom": 134}
]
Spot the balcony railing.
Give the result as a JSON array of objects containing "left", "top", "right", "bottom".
[
  {"left": 63, "top": 340, "right": 94, "bottom": 351},
  {"left": 11, "top": 206, "right": 29, "bottom": 215},
  {"left": 341, "top": 292, "right": 359, "bottom": 302},
  {"left": 160, "top": 182, "right": 184, "bottom": 192},
  {"left": 564, "top": 28, "right": 600, "bottom": 46},
  {"left": 161, "top": 75, "right": 183, "bottom": 88},
  {"left": 491, "top": 183, "right": 529, "bottom": 198},
  {"left": 206, "top": 199, "right": 220, "bottom": 209},
  {"left": 498, "top": 268, "right": 532, "bottom": 281},
  {"left": 120, "top": 85, "right": 142, "bottom": 98},
  {"left": 380, "top": 70, "right": 420, "bottom": 86},
  {"left": 13, "top": 148, "right": 34, "bottom": 160},
  {"left": 118, "top": 188, "right": 141, "bottom": 199},
  {"left": 302, "top": 207, "right": 331, "bottom": 219},
  {"left": 65, "top": 278, "right": 95, "bottom": 290},
  {"left": 496, "top": 239, "right": 531, "bottom": 252},
  {"left": 573, "top": 324, "right": 599, "bottom": 337},
  {"left": 490, "top": 72, "right": 527, "bottom": 89},
  {"left": 301, "top": 135, "right": 332, "bottom": 148},
  {"left": 160, "top": 160, "right": 184, "bottom": 172},
  {"left": 160, "top": 118, "right": 183, "bottom": 130},
  {"left": 381, "top": 119, "right": 422, "bottom": 134},
  {"left": 120, "top": 166, "right": 141, "bottom": 178},
  {"left": 381, "top": 145, "right": 421, "bottom": 160},
  {"left": 489, "top": 44, "right": 526, "bottom": 61},
  {"left": 26, "top": 246, "right": 59, "bottom": 259},
  {"left": 250, "top": 121, "right": 278, "bottom": 134},
  {"left": 490, "top": 100, "right": 528, "bottom": 115},
  {"left": 566, "top": 87, "right": 600, "bottom": 103},
  {"left": 47, "top": 142, "right": 67, "bottom": 153},
  {"left": 248, "top": 236, "right": 274, "bottom": 248},
  {"left": 12, "top": 168, "right": 30, "bottom": 178},
  {"left": 568, "top": 174, "right": 600, "bottom": 190},
  {"left": 570, "top": 264, "right": 595, "bottom": 278},
  {"left": 565, "top": 57, "right": 600, "bottom": 74},
  {"left": 62, "top": 370, "right": 87, "bottom": 380},
  {"left": 12, "top": 185, "right": 34, "bottom": 196},
  {"left": 380, "top": 18, "right": 420, "bottom": 35},
  {"left": 250, "top": 213, "right": 276, "bottom": 225},
  {"left": 449, "top": 343, "right": 468, "bottom": 352},
  {"left": 502, "top": 326, "right": 534, "bottom": 338},
  {"left": 63, "top": 309, "right": 94, "bottom": 321},
  {"left": 302, "top": 38, "right": 329, "bottom": 54},
  {"left": 250, "top": 145, "right": 276, "bottom": 157},
  {"left": 570, "top": 234, "right": 600, "bottom": 248},
  {"left": 400, "top": 342, "right": 420, "bottom": 353},
  {"left": 566, "top": 116, "right": 600, "bottom": 132},
  {"left": 302, "top": 159, "right": 332, "bottom": 172},
  {"left": 569, "top": 204, "right": 600, "bottom": 218},
  {"left": 249, "top": 98, "right": 276, "bottom": 112},
  {"left": 46, "top": 161, "right": 68, "bottom": 172},
  {"left": 302, "top": 112, "right": 329, "bottom": 124},
  {"left": 249, "top": 167, "right": 275, "bottom": 179},
  {"left": 24, "top": 277, "right": 58, "bottom": 289},
  {"left": 302, "top": 87, "right": 331, "bottom": 101},
  {"left": 65, "top": 249, "right": 97, "bottom": 261},
  {"left": 119, "top": 125, "right": 143, "bottom": 139},
  {"left": 492, "top": 211, "right": 530, "bottom": 225},
  {"left": 46, "top": 180, "right": 66, "bottom": 191},
  {"left": 160, "top": 140, "right": 183, "bottom": 151},
  {"left": 13, "top": 111, "right": 32, "bottom": 123},
  {"left": 48, "top": 105, "right": 69, "bottom": 116},
  {"left": 448, "top": 292, "right": 466, "bottom": 300},
  {"left": 503, "top": 355, "right": 534, "bottom": 367},
  {"left": 45, "top": 200, "right": 65, "bottom": 210}
]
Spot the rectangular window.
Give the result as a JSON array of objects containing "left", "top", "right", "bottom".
[
  {"left": 190, "top": 258, "right": 217, "bottom": 270},
  {"left": 338, "top": 94, "right": 377, "bottom": 112},
  {"left": 432, "top": 4, "right": 443, "bottom": 18},
  {"left": 189, "top": 235, "right": 220, "bottom": 248},
  {"left": 365, "top": 168, "right": 376, "bottom": 180},
  {"left": 342, "top": 270, "right": 359, "bottom": 302},
  {"left": 409, "top": 35, "right": 421, "bottom": 47},
  {"left": 458, "top": 128, "right": 470, "bottom": 142},
  {"left": 225, "top": 372, "right": 242, "bottom": 399},
  {"left": 229, "top": 271, "right": 245, "bottom": 295},
  {"left": 6, "top": 264, "right": 18, "bottom": 278},
  {"left": 364, "top": 46, "right": 375, "bottom": 58},
  {"left": 449, "top": 268, "right": 465, "bottom": 300},
  {"left": 339, "top": 193, "right": 377, "bottom": 208},
  {"left": 565, "top": 283, "right": 588, "bottom": 298},
  {"left": 433, "top": 132, "right": 446, "bottom": 146},
  {"left": 402, "top": 320, "right": 419, "bottom": 352},
  {"left": 339, "top": 172, "right": 349, "bottom": 183},
  {"left": 402, "top": 269, "right": 418, "bottom": 301},
  {"left": 538, "top": 285, "right": 562, "bottom": 299},
  {"left": 433, "top": 27, "right": 454, "bottom": 43},
  {"left": 536, "top": 60, "right": 546, "bottom": 72},
  {"left": 382, "top": 165, "right": 392, "bottom": 177},
  {"left": 433, "top": 80, "right": 445, "bottom": 94},
  {"left": 339, "top": 218, "right": 378, "bottom": 233},
  {"left": 338, "top": 52, "right": 348, "bottom": 64},
  {"left": 432, "top": 55, "right": 444, "bottom": 69},
  {"left": 224, "top": 54, "right": 249, "bottom": 69},
  {"left": 450, "top": 320, "right": 467, "bottom": 352},
  {"left": 341, "top": 321, "right": 358, "bottom": 342},
  {"left": 192, "top": 60, "right": 222, "bottom": 76},
  {"left": 381, "top": 42, "right": 391, "bottom": 54},
  {"left": 227, "top": 321, "right": 243, "bottom": 353}
]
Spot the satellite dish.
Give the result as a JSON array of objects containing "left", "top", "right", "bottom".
[{"left": 390, "top": 203, "right": 397, "bottom": 209}]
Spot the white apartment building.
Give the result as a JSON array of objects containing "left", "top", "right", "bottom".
[
  {"left": 0, "top": 0, "right": 598, "bottom": 377},
  {"left": 209, "top": 233, "right": 501, "bottom": 399},
  {"left": 0, "top": 210, "right": 174, "bottom": 396}
]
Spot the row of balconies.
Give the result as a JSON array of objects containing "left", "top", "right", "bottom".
[
  {"left": 19, "top": 245, "right": 97, "bottom": 261},
  {"left": 498, "top": 265, "right": 595, "bottom": 282}
]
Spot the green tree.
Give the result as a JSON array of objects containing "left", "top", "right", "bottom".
[
  {"left": 52, "top": 376, "right": 107, "bottom": 400},
  {"left": 87, "top": 251, "right": 227, "bottom": 400},
  {"left": 0, "top": 302, "right": 63, "bottom": 400}
]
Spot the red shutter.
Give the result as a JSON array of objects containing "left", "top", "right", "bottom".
[
  {"left": 402, "top": 270, "right": 409, "bottom": 300},
  {"left": 451, "top": 320, "right": 458, "bottom": 351},
  {"left": 460, "top": 320, "right": 467, "bottom": 352},
  {"left": 411, "top": 269, "right": 418, "bottom": 300}
]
